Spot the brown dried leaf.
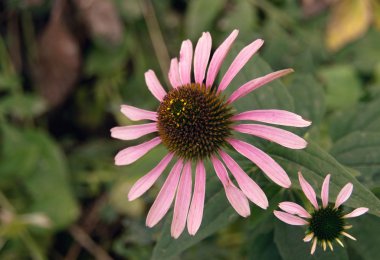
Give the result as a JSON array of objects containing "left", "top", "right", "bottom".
[
  {"left": 33, "top": 2, "right": 81, "bottom": 107},
  {"left": 326, "top": 0, "right": 372, "bottom": 51},
  {"left": 75, "top": 0, "right": 123, "bottom": 45},
  {"left": 301, "top": 0, "right": 335, "bottom": 17}
]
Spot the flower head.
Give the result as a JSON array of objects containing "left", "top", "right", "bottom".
[
  {"left": 111, "top": 30, "right": 311, "bottom": 238},
  {"left": 274, "top": 172, "right": 369, "bottom": 254}
]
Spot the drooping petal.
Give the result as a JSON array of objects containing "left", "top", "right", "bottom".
[
  {"left": 228, "top": 138, "right": 291, "bottom": 188},
  {"left": 231, "top": 109, "right": 311, "bottom": 127},
  {"left": 273, "top": 210, "right": 309, "bottom": 225},
  {"left": 218, "top": 39, "right": 264, "bottom": 92},
  {"left": 115, "top": 137, "right": 161, "bottom": 166},
  {"left": 343, "top": 207, "right": 369, "bottom": 218},
  {"left": 111, "top": 123, "right": 157, "bottom": 140},
  {"left": 146, "top": 160, "right": 183, "bottom": 227},
  {"left": 233, "top": 124, "right": 308, "bottom": 149},
  {"left": 206, "top": 30, "right": 239, "bottom": 87},
  {"left": 341, "top": 231, "right": 356, "bottom": 241},
  {"left": 187, "top": 161, "right": 206, "bottom": 235},
  {"left": 145, "top": 70, "right": 167, "bottom": 101},
  {"left": 335, "top": 183, "right": 353, "bottom": 208},
  {"left": 121, "top": 105, "right": 157, "bottom": 121},
  {"left": 171, "top": 162, "right": 192, "bottom": 238},
  {"left": 228, "top": 69, "right": 294, "bottom": 103},
  {"left": 303, "top": 233, "right": 314, "bottom": 242},
  {"left": 278, "top": 201, "right": 311, "bottom": 218},
  {"left": 311, "top": 238, "right": 318, "bottom": 254},
  {"left": 168, "top": 58, "right": 181, "bottom": 88},
  {"left": 219, "top": 150, "right": 268, "bottom": 209},
  {"left": 128, "top": 153, "right": 174, "bottom": 201},
  {"left": 194, "top": 32, "right": 212, "bottom": 84},
  {"left": 178, "top": 40, "right": 193, "bottom": 85},
  {"left": 321, "top": 174, "right": 331, "bottom": 208},
  {"left": 211, "top": 156, "right": 250, "bottom": 217},
  {"left": 298, "top": 172, "right": 319, "bottom": 210}
]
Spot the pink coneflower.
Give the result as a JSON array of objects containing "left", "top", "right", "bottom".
[
  {"left": 274, "top": 172, "right": 369, "bottom": 254},
  {"left": 111, "top": 30, "right": 311, "bottom": 238}
]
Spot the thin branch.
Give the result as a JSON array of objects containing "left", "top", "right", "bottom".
[
  {"left": 139, "top": 0, "right": 171, "bottom": 87},
  {"left": 68, "top": 225, "right": 113, "bottom": 260}
]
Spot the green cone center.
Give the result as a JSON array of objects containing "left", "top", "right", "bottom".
[{"left": 157, "top": 84, "right": 233, "bottom": 160}]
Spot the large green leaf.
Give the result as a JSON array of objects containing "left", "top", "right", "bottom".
[
  {"left": 329, "top": 98, "right": 380, "bottom": 141},
  {"left": 346, "top": 213, "right": 380, "bottom": 260},
  {"left": 330, "top": 132, "right": 380, "bottom": 186},
  {"left": 287, "top": 74, "right": 325, "bottom": 126},
  {"left": 318, "top": 65, "right": 363, "bottom": 111},
  {"left": 271, "top": 142, "right": 380, "bottom": 216},
  {"left": 0, "top": 125, "right": 79, "bottom": 229}
]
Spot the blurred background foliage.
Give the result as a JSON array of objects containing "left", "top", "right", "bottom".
[{"left": 0, "top": 0, "right": 380, "bottom": 259}]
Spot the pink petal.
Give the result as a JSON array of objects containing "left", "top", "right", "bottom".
[
  {"left": 231, "top": 109, "right": 311, "bottom": 127},
  {"left": 178, "top": 40, "right": 193, "bottom": 85},
  {"left": 168, "top": 58, "right": 181, "bottom": 88},
  {"left": 218, "top": 39, "right": 264, "bottom": 93},
  {"left": 115, "top": 137, "right": 161, "bottom": 166},
  {"left": 211, "top": 156, "right": 250, "bottom": 217},
  {"left": 335, "top": 183, "right": 353, "bottom": 208},
  {"left": 194, "top": 32, "right": 212, "bottom": 84},
  {"left": 120, "top": 105, "right": 157, "bottom": 121},
  {"left": 219, "top": 150, "right": 268, "bottom": 209},
  {"left": 228, "top": 138, "right": 291, "bottom": 188},
  {"left": 321, "top": 174, "right": 331, "bottom": 208},
  {"left": 228, "top": 69, "right": 294, "bottom": 103},
  {"left": 146, "top": 160, "right": 183, "bottom": 227},
  {"left": 298, "top": 172, "right": 319, "bottom": 210},
  {"left": 278, "top": 202, "right": 311, "bottom": 218},
  {"left": 128, "top": 153, "right": 174, "bottom": 201},
  {"left": 111, "top": 123, "right": 157, "bottom": 140},
  {"left": 225, "top": 184, "right": 251, "bottom": 217},
  {"left": 171, "top": 162, "right": 192, "bottom": 238},
  {"left": 187, "top": 161, "right": 206, "bottom": 235},
  {"left": 206, "top": 30, "right": 239, "bottom": 88},
  {"left": 273, "top": 210, "right": 308, "bottom": 226},
  {"left": 343, "top": 207, "right": 369, "bottom": 218},
  {"left": 233, "top": 124, "right": 308, "bottom": 149},
  {"left": 145, "top": 70, "right": 167, "bottom": 101}
]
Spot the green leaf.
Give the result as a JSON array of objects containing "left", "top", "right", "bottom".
[
  {"left": 330, "top": 132, "right": 380, "bottom": 186},
  {"left": 318, "top": 65, "right": 362, "bottom": 111},
  {"left": 221, "top": 0, "right": 257, "bottom": 37},
  {"left": 274, "top": 220, "right": 349, "bottom": 259},
  {"left": 287, "top": 74, "right": 325, "bottom": 126},
  {"left": 0, "top": 125, "right": 79, "bottom": 229},
  {"left": 329, "top": 98, "right": 380, "bottom": 141},
  {"left": 271, "top": 142, "right": 380, "bottom": 217},
  {"left": 185, "top": 0, "right": 227, "bottom": 40},
  {"left": 346, "top": 213, "right": 380, "bottom": 260},
  {"left": 0, "top": 94, "right": 46, "bottom": 118}
]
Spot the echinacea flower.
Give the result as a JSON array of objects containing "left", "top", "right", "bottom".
[
  {"left": 274, "top": 172, "right": 369, "bottom": 254},
  {"left": 111, "top": 30, "right": 311, "bottom": 238}
]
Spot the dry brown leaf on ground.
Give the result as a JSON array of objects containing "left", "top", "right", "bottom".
[
  {"left": 326, "top": 0, "right": 372, "bottom": 51},
  {"left": 74, "top": 0, "right": 123, "bottom": 45},
  {"left": 32, "top": 0, "right": 81, "bottom": 107}
]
